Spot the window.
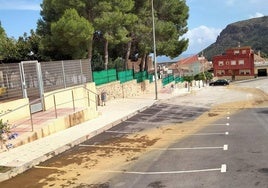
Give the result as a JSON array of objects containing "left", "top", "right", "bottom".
[
  {"left": 238, "top": 60, "right": 244, "bottom": 65},
  {"left": 234, "top": 50, "right": 239, "bottom": 55},
  {"left": 218, "top": 61, "right": 224, "bottom": 66},
  {"left": 231, "top": 60, "right": 236, "bottom": 65},
  {"left": 216, "top": 70, "right": 225, "bottom": 75},
  {"left": 239, "top": 69, "right": 251, "bottom": 75}
]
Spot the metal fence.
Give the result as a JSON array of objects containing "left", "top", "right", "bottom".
[
  {"left": 93, "top": 69, "right": 154, "bottom": 86},
  {"left": 0, "top": 59, "right": 92, "bottom": 102},
  {"left": 93, "top": 69, "right": 117, "bottom": 86},
  {"left": 41, "top": 59, "right": 92, "bottom": 93},
  {"left": 118, "top": 70, "right": 133, "bottom": 83},
  {"left": 162, "top": 74, "right": 174, "bottom": 86},
  {"left": 134, "top": 71, "right": 149, "bottom": 83},
  {"left": 0, "top": 63, "right": 23, "bottom": 100}
]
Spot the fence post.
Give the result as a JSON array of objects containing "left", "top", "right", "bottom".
[
  {"left": 95, "top": 95, "right": 98, "bottom": 111},
  {"left": 87, "top": 91, "right": 90, "bottom": 107},
  {"left": 79, "top": 59, "right": 83, "bottom": 84},
  {"left": 62, "top": 60, "right": 67, "bottom": 88},
  {"left": 28, "top": 104, "right": 34, "bottom": 132},
  {"left": 72, "top": 90, "right": 75, "bottom": 112},
  {"left": 53, "top": 95, "right": 58, "bottom": 118}
]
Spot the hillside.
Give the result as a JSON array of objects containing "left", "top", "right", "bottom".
[{"left": 202, "top": 16, "right": 268, "bottom": 60}]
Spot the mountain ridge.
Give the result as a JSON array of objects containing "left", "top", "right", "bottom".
[{"left": 201, "top": 16, "right": 268, "bottom": 60}]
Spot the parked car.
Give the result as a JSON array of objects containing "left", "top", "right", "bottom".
[{"left": 209, "top": 79, "right": 229, "bottom": 86}]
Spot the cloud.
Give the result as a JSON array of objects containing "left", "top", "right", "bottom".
[
  {"left": 0, "top": 0, "right": 41, "bottom": 11},
  {"left": 249, "top": 12, "right": 264, "bottom": 19},
  {"left": 183, "top": 25, "right": 222, "bottom": 54}
]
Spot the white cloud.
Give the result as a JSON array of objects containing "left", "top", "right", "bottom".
[
  {"left": 0, "top": 0, "right": 41, "bottom": 11},
  {"left": 183, "top": 25, "right": 222, "bottom": 54},
  {"left": 249, "top": 12, "right": 264, "bottom": 19}
]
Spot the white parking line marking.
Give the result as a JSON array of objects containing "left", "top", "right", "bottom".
[
  {"left": 125, "top": 120, "right": 229, "bottom": 126},
  {"left": 104, "top": 165, "right": 226, "bottom": 175},
  {"left": 34, "top": 164, "right": 227, "bottom": 174},
  {"left": 168, "top": 132, "right": 229, "bottom": 136},
  {"left": 79, "top": 144, "right": 228, "bottom": 151},
  {"left": 221, "top": 164, "right": 227, "bottom": 173},
  {"left": 226, "top": 123, "right": 230, "bottom": 126},
  {"left": 34, "top": 166, "right": 64, "bottom": 170}
]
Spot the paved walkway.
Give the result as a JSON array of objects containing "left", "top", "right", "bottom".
[{"left": 0, "top": 87, "right": 194, "bottom": 182}]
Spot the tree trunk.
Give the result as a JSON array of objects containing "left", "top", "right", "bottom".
[
  {"left": 88, "top": 39, "right": 93, "bottom": 62},
  {"left": 144, "top": 54, "right": 148, "bottom": 71},
  {"left": 125, "top": 40, "right": 132, "bottom": 70},
  {"left": 88, "top": 38, "right": 93, "bottom": 72},
  {"left": 140, "top": 54, "right": 146, "bottom": 71},
  {"left": 104, "top": 39, "right": 109, "bottom": 70}
]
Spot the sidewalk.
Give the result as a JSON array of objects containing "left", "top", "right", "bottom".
[{"left": 0, "top": 87, "right": 193, "bottom": 182}]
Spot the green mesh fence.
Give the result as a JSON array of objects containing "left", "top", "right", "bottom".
[
  {"left": 162, "top": 75, "right": 174, "bottom": 86},
  {"left": 175, "top": 76, "right": 184, "bottom": 83},
  {"left": 134, "top": 71, "right": 148, "bottom": 83},
  {"left": 148, "top": 74, "right": 154, "bottom": 83},
  {"left": 117, "top": 70, "right": 134, "bottom": 83},
  {"left": 93, "top": 69, "right": 117, "bottom": 86}
]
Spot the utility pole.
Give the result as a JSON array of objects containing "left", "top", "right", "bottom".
[{"left": 152, "top": 0, "right": 158, "bottom": 100}]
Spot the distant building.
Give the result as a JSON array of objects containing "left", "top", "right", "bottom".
[
  {"left": 254, "top": 52, "right": 268, "bottom": 76},
  {"left": 169, "top": 55, "right": 211, "bottom": 77},
  {"left": 212, "top": 46, "right": 255, "bottom": 81}
]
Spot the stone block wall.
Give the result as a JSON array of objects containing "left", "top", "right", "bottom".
[{"left": 96, "top": 79, "right": 163, "bottom": 103}]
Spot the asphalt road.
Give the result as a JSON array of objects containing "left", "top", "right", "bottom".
[
  {"left": 1, "top": 78, "right": 268, "bottom": 188},
  {"left": 105, "top": 107, "right": 268, "bottom": 188}
]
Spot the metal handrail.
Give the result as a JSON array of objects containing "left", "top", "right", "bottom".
[
  {"left": 44, "top": 84, "right": 98, "bottom": 98},
  {"left": 0, "top": 97, "right": 40, "bottom": 119},
  {"left": 0, "top": 84, "right": 99, "bottom": 131}
]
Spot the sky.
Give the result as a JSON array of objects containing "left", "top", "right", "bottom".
[{"left": 0, "top": 0, "right": 267, "bottom": 56}]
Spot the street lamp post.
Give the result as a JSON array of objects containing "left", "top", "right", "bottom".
[{"left": 152, "top": 0, "right": 158, "bottom": 100}]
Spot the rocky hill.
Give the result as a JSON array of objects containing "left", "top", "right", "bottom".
[{"left": 202, "top": 16, "right": 268, "bottom": 60}]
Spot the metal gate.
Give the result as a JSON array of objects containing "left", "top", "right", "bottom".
[{"left": 19, "top": 61, "right": 44, "bottom": 113}]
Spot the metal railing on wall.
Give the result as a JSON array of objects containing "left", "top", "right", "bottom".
[
  {"left": 0, "top": 85, "right": 98, "bottom": 133},
  {"left": 41, "top": 59, "right": 92, "bottom": 93},
  {"left": 0, "top": 59, "right": 93, "bottom": 102},
  {"left": 93, "top": 69, "right": 154, "bottom": 86},
  {"left": 44, "top": 85, "right": 98, "bottom": 118},
  {"left": 117, "top": 70, "right": 133, "bottom": 83},
  {"left": 162, "top": 74, "right": 175, "bottom": 86},
  {"left": 0, "top": 63, "right": 23, "bottom": 100},
  {"left": 93, "top": 69, "right": 117, "bottom": 86}
]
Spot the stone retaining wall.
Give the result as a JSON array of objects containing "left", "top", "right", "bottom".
[{"left": 96, "top": 79, "right": 163, "bottom": 103}]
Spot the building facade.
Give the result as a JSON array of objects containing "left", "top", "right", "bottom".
[
  {"left": 169, "top": 55, "right": 211, "bottom": 77},
  {"left": 212, "top": 46, "right": 255, "bottom": 81}
]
